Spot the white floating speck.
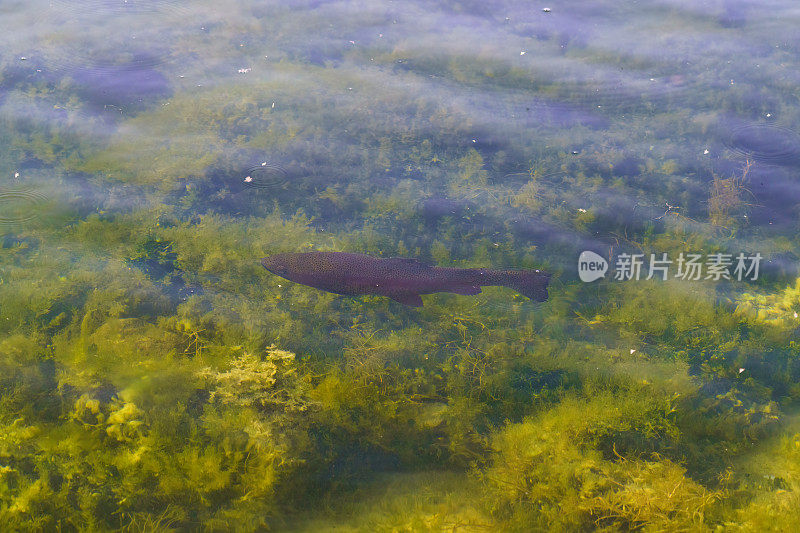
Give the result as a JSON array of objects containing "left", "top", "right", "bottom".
[
  {"left": 703, "top": 149, "right": 710, "bottom": 155},
  {"left": 244, "top": 176, "right": 252, "bottom": 182},
  {"left": 271, "top": 102, "right": 275, "bottom": 108},
  {"left": 578, "top": 208, "right": 587, "bottom": 213},
  {"left": 348, "top": 40, "right": 355, "bottom": 45},
  {"left": 520, "top": 50, "right": 526, "bottom": 55},
  {"left": 14, "top": 172, "right": 20, "bottom": 178},
  {"left": 738, "top": 368, "right": 745, "bottom": 374},
  {"left": 472, "top": 139, "right": 477, "bottom": 143},
  {"left": 794, "top": 311, "right": 798, "bottom": 318},
  {"left": 238, "top": 67, "right": 251, "bottom": 74},
  {"left": 542, "top": 7, "right": 551, "bottom": 12},
  {"left": 261, "top": 162, "right": 267, "bottom": 166},
  {"left": 766, "top": 113, "right": 772, "bottom": 117},
  {"left": 630, "top": 349, "right": 636, "bottom": 354},
  {"left": 19, "top": 56, "right": 27, "bottom": 61}
]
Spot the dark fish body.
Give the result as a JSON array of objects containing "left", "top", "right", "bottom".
[{"left": 261, "top": 252, "right": 550, "bottom": 306}]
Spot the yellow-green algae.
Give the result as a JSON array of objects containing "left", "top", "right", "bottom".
[{"left": 4, "top": 31, "right": 800, "bottom": 532}]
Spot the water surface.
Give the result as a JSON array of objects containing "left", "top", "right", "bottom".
[{"left": 3, "top": 0, "right": 800, "bottom": 530}]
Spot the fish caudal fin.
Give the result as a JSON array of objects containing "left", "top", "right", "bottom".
[{"left": 507, "top": 271, "right": 551, "bottom": 302}]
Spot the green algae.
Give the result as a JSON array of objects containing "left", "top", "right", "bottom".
[{"left": 4, "top": 6, "right": 800, "bottom": 530}]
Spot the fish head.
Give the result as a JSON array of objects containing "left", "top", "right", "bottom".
[
  {"left": 261, "top": 253, "right": 321, "bottom": 282},
  {"left": 261, "top": 254, "right": 295, "bottom": 277}
]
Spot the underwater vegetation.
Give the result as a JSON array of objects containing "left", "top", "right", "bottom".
[{"left": 4, "top": 0, "right": 800, "bottom": 531}]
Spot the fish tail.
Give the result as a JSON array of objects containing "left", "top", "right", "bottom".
[{"left": 504, "top": 270, "right": 551, "bottom": 302}]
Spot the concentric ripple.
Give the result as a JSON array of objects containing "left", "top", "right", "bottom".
[
  {"left": 0, "top": 188, "right": 49, "bottom": 225},
  {"left": 242, "top": 163, "right": 289, "bottom": 190},
  {"left": 726, "top": 124, "right": 800, "bottom": 165}
]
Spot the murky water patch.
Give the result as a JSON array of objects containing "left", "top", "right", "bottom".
[
  {"left": 64, "top": 57, "right": 172, "bottom": 110},
  {"left": 0, "top": 89, "right": 122, "bottom": 148},
  {"left": 738, "top": 164, "right": 800, "bottom": 228},
  {"left": 19, "top": 0, "right": 204, "bottom": 85},
  {"left": 500, "top": 169, "right": 570, "bottom": 187},
  {"left": 47, "top": 0, "right": 193, "bottom": 18},
  {"left": 419, "top": 197, "right": 475, "bottom": 223},
  {"left": 549, "top": 73, "right": 692, "bottom": 119},
  {"left": 36, "top": 37, "right": 176, "bottom": 88}
]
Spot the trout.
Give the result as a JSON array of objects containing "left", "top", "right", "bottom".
[{"left": 261, "top": 252, "right": 550, "bottom": 307}]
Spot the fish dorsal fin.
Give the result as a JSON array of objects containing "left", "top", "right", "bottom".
[{"left": 389, "top": 293, "right": 424, "bottom": 307}]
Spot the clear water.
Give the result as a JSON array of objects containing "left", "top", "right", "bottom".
[{"left": 3, "top": 0, "right": 800, "bottom": 530}]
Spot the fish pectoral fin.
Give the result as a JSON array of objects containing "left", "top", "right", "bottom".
[
  {"left": 450, "top": 285, "right": 482, "bottom": 296},
  {"left": 389, "top": 293, "right": 424, "bottom": 307}
]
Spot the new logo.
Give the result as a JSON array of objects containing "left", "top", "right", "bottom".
[{"left": 578, "top": 251, "right": 608, "bottom": 282}]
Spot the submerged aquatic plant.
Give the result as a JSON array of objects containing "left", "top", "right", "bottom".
[
  {"left": 481, "top": 393, "right": 722, "bottom": 531},
  {"left": 5, "top": 2, "right": 800, "bottom": 529},
  {"left": 708, "top": 159, "right": 754, "bottom": 230}
]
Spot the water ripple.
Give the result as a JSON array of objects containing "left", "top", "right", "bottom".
[
  {"left": 726, "top": 124, "right": 800, "bottom": 166},
  {"left": 0, "top": 188, "right": 49, "bottom": 225},
  {"left": 242, "top": 163, "right": 290, "bottom": 190}
]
